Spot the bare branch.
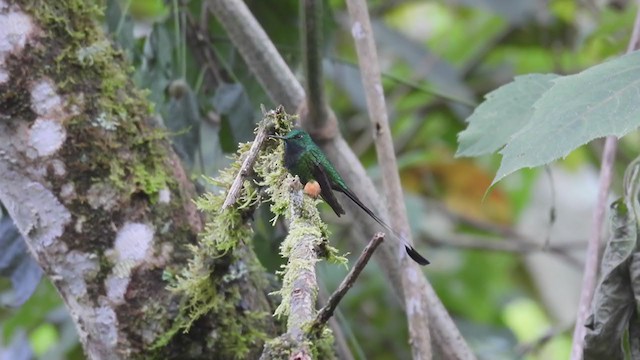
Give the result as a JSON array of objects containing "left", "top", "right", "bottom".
[
  {"left": 344, "top": 0, "right": 469, "bottom": 358},
  {"left": 570, "top": 136, "right": 617, "bottom": 359},
  {"left": 311, "top": 233, "right": 384, "bottom": 333}
]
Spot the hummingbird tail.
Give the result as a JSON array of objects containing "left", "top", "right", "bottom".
[
  {"left": 405, "top": 245, "right": 430, "bottom": 265},
  {"left": 339, "top": 187, "right": 430, "bottom": 266}
]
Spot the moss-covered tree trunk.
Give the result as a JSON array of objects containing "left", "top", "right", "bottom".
[{"left": 0, "top": 1, "right": 276, "bottom": 358}]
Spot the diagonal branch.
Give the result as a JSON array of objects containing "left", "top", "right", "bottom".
[
  {"left": 310, "top": 232, "right": 384, "bottom": 333},
  {"left": 344, "top": 0, "right": 433, "bottom": 358}
]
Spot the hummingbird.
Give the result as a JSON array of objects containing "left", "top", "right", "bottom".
[{"left": 269, "top": 129, "right": 429, "bottom": 266}]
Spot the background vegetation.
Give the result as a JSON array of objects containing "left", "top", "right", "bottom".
[{"left": 2, "top": 0, "right": 638, "bottom": 359}]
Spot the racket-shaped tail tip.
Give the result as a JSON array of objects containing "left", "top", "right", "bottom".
[{"left": 405, "top": 245, "right": 430, "bottom": 266}]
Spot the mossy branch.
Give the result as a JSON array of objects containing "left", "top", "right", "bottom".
[
  {"left": 259, "top": 175, "right": 340, "bottom": 360},
  {"left": 252, "top": 111, "right": 344, "bottom": 359},
  {"left": 165, "top": 106, "right": 344, "bottom": 357},
  {"left": 157, "top": 108, "right": 293, "bottom": 354}
]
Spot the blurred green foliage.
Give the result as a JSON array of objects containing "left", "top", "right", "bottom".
[{"left": 3, "top": 0, "right": 638, "bottom": 359}]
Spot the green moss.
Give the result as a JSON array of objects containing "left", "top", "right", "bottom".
[
  {"left": 262, "top": 330, "right": 335, "bottom": 360},
  {"left": 261, "top": 336, "right": 297, "bottom": 359},
  {"left": 108, "top": 159, "right": 127, "bottom": 189},
  {"left": 21, "top": 0, "right": 172, "bottom": 203},
  {"left": 132, "top": 163, "right": 169, "bottom": 198},
  {"left": 153, "top": 110, "right": 293, "bottom": 356},
  {"left": 310, "top": 328, "right": 337, "bottom": 360},
  {"left": 154, "top": 108, "right": 345, "bottom": 357}
]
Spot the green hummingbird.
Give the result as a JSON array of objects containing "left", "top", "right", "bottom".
[{"left": 269, "top": 129, "right": 429, "bottom": 266}]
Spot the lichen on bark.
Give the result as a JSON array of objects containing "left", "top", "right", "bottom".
[{"left": 1, "top": 1, "right": 276, "bottom": 358}]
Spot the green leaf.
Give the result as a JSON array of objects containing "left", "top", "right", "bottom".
[
  {"left": 218, "top": 115, "right": 236, "bottom": 153},
  {"left": 456, "top": 74, "right": 559, "bottom": 157},
  {"left": 495, "top": 51, "right": 640, "bottom": 184},
  {"left": 133, "top": 24, "right": 173, "bottom": 108},
  {"left": 211, "top": 83, "right": 257, "bottom": 151},
  {"left": 105, "top": 0, "right": 135, "bottom": 54},
  {"left": 29, "top": 323, "right": 58, "bottom": 356},
  {"left": 165, "top": 81, "right": 201, "bottom": 167},
  {"left": 583, "top": 199, "right": 638, "bottom": 360}
]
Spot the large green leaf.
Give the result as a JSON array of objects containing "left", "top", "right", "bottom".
[
  {"left": 211, "top": 83, "right": 257, "bottom": 152},
  {"left": 457, "top": 51, "right": 640, "bottom": 185},
  {"left": 497, "top": 51, "right": 640, "bottom": 184},
  {"left": 456, "top": 74, "right": 559, "bottom": 157}
]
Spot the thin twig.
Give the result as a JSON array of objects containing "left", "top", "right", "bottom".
[
  {"left": 311, "top": 233, "right": 384, "bottom": 333},
  {"left": 570, "top": 4, "right": 640, "bottom": 358},
  {"left": 570, "top": 138, "right": 617, "bottom": 359},
  {"left": 221, "top": 120, "right": 269, "bottom": 210},
  {"left": 184, "top": 10, "right": 225, "bottom": 90},
  {"left": 345, "top": 1, "right": 435, "bottom": 359}
]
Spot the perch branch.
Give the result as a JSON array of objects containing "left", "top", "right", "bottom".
[
  {"left": 284, "top": 178, "right": 318, "bottom": 341},
  {"left": 570, "top": 5, "right": 640, "bottom": 358},
  {"left": 311, "top": 233, "right": 384, "bottom": 333},
  {"left": 261, "top": 177, "right": 319, "bottom": 359}
]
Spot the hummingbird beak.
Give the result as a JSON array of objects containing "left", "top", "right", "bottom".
[{"left": 268, "top": 134, "right": 286, "bottom": 140}]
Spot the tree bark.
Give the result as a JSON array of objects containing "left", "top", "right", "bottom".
[{"left": 0, "top": 1, "right": 276, "bottom": 359}]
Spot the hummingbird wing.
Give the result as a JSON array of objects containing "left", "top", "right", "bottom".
[{"left": 310, "top": 160, "right": 346, "bottom": 216}]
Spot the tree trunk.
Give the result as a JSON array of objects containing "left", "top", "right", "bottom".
[{"left": 0, "top": 1, "right": 276, "bottom": 358}]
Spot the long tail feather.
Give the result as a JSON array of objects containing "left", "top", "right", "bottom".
[
  {"left": 405, "top": 245, "right": 430, "bottom": 266},
  {"left": 338, "top": 187, "right": 430, "bottom": 266}
]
